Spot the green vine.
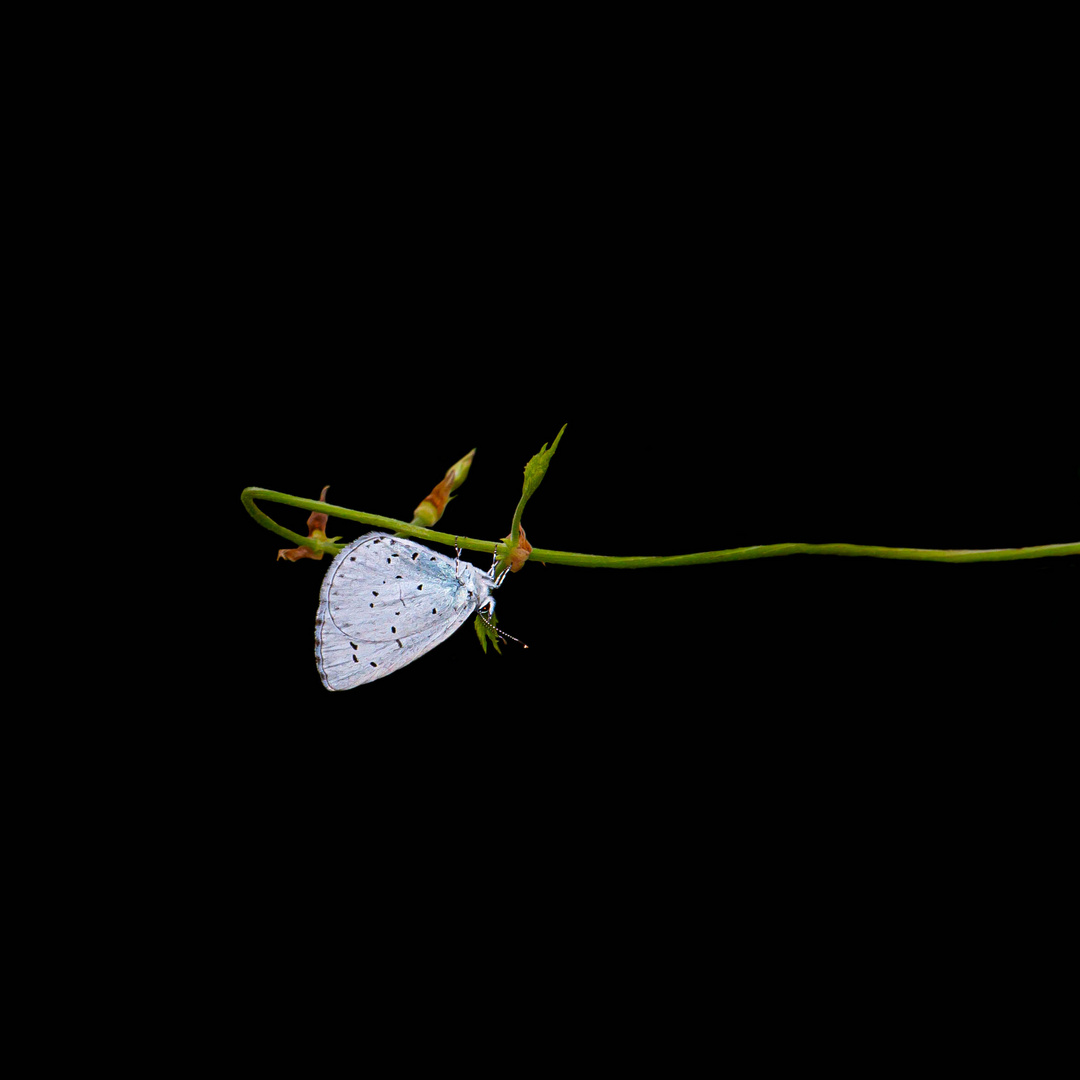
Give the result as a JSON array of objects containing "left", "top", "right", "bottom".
[{"left": 242, "top": 424, "right": 1077, "bottom": 567}]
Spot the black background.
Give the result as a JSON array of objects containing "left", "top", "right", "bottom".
[
  {"left": 206, "top": 26, "right": 1078, "bottom": 1029},
  {"left": 219, "top": 83, "right": 1075, "bottom": 880},
  {"left": 225, "top": 365, "right": 1074, "bottom": 1035},
  {"left": 19, "top": 11, "right": 1071, "bottom": 1053}
]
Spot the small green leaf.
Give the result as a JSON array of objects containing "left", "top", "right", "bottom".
[{"left": 474, "top": 612, "right": 502, "bottom": 655}]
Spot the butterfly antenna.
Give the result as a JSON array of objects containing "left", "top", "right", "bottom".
[
  {"left": 497, "top": 626, "right": 528, "bottom": 648},
  {"left": 478, "top": 607, "right": 528, "bottom": 649}
]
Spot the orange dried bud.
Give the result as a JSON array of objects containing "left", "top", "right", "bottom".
[
  {"left": 305, "top": 485, "right": 330, "bottom": 534},
  {"left": 277, "top": 545, "right": 322, "bottom": 562},
  {"left": 278, "top": 486, "right": 333, "bottom": 561},
  {"left": 504, "top": 525, "right": 533, "bottom": 573},
  {"left": 412, "top": 449, "right": 475, "bottom": 527}
]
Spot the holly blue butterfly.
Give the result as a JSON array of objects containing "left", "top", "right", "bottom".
[{"left": 314, "top": 532, "right": 509, "bottom": 690}]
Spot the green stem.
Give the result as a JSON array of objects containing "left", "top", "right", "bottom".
[
  {"left": 241, "top": 487, "right": 517, "bottom": 558},
  {"left": 241, "top": 488, "right": 1079, "bottom": 565},
  {"left": 525, "top": 541, "right": 1080, "bottom": 566}
]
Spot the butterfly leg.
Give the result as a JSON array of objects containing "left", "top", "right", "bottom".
[{"left": 488, "top": 543, "right": 512, "bottom": 587}]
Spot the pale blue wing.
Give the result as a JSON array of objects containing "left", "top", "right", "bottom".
[{"left": 315, "top": 533, "right": 481, "bottom": 690}]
